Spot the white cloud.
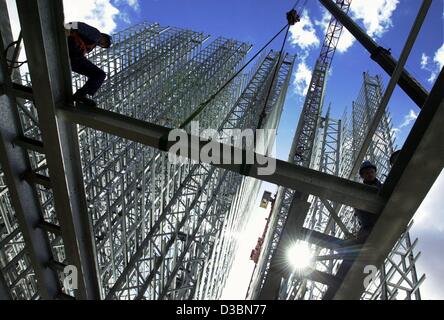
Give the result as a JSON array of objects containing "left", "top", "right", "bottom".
[
  {"left": 421, "top": 44, "right": 444, "bottom": 84},
  {"left": 421, "top": 53, "right": 429, "bottom": 69},
  {"left": 63, "top": 0, "right": 120, "bottom": 34},
  {"left": 391, "top": 109, "right": 418, "bottom": 140},
  {"left": 314, "top": 0, "right": 399, "bottom": 54},
  {"left": 289, "top": 10, "right": 320, "bottom": 51},
  {"left": 6, "top": 0, "right": 134, "bottom": 38},
  {"left": 349, "top": 0, "right": 399, "bottom": 38},
  {"left": 336, "top": 28, "right": 356, "bottom": 54},
  {"left": 293, "top": 60, "right": 312, "bottom": 97},
  {"left": 126, "top": 0, "right": 140, "bottom": 12},
  {"left": 397, "top": 147, "right": 444, "bottom": 301},
  {"left": 314, "top": 10, "right": 330, "bottom": 34},
  {"left": 399, "top": 109, "right": 418, "bottom": 128},
  {"left": 114, "top": 0, "right": 141, "bottom": 13},
  {"left": 412, "top": 169, "right": 444, "bottom": 235},
  {"left": 433, "top": 43, "right": 444, "bottom": 69}
]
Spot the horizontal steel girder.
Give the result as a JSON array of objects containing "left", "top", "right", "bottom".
[{"left": 58, "top": 104, "right": 386, "bottom": 214}]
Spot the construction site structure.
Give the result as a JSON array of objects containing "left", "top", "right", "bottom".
[
  {"left": 281, "top": 73, "right": 424, "bottom": 300},
  {"left": 0, "top": 1, "right": 295, "bottom": 300}
]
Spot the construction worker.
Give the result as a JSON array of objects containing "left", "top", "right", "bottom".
[
  {"left": 65, "top": 22, "right": 112, "bottom": 107},
  {"left": 354, "top": 161, "right": 383, "bottom": 242}
]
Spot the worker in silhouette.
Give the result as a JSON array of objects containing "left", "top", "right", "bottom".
[
  {"left": 65, "top": 22, "right": 112, "bottom": 107},
  {"left": 354, "top": 161, "right": 383, "bottom": 242}
]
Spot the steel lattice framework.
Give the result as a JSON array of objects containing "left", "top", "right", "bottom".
[
  {"left": 0, "top": 10, "right": 295, "bottom": 299},
  {"left": 277, "top": 73, "right": 424, "bottom": 300}
]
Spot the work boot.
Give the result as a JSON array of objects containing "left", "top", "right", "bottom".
[{"left": 73, "top": 92, "right": 98, "bottom": 107}]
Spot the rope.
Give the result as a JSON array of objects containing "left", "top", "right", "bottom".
[
  {"left": 257, "top": 25, "right": 291, "bottom": 130},
  {"left": 292, "top": 0, "right": 301, "bottom": 10},
  {"left": 178, "top": 24, "right": 289, "bottom": 129},
  {"left": 174, "top": 1, "right": 306, "bottom": 130},
  {"left": 4, "top": 32, "right": 27, "bottom": 69}
]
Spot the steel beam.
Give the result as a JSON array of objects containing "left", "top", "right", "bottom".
[
  {"left": 319, "top": 0, "right": 429, "bottom": 108},
  {"left": 16, "top": 0, "right": 100, "bottom": 299},
  {"left": 59, "top": 105, "right": 385, "bottom": 214}
]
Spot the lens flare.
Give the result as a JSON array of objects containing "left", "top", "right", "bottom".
[{"left": 287, "top": 242, "right": 313, "bottom": 270}]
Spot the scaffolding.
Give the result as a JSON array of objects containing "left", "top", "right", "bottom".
[
  {"left": 0, "top": 0, "right": 441, "bottom": 301},
  {"left": 276, "top": 73, "right": 424, "bottom": 300},
  {"left": 0, "top": 0, "right": 295, "bottom": 299}
]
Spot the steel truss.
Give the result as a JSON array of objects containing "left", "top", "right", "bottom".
[
  {"left": 1, "top": 0, "right": 437, "bottom": 301},
  {"left": 279, "top": 73, "right": 424, "bottom": 300},
  {"left": 0, "top": 0, "right": 295, "bottom": 299}
]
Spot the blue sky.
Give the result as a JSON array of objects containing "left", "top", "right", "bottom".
[
  {"left": 7, "top": 0, "right": 442, "bottom": 300},
  {"left": 82, "top": 0, "right": 444, "bottom": 157}
]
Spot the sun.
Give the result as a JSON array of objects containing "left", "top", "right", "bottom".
[{"left": 287, "top": 242, "right": 313, "bottom": 271}]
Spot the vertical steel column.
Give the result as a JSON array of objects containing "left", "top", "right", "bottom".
[
  {"left": 0, "top": 269, "right": 11, "bottom": 300},
  {"left": 15, "top": 0, "right": 100, "bottom": 299},
  {"left": 0, "top": 0, "right": 60, "bottom": 299}
]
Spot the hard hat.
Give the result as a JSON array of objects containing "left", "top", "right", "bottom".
[{"left": 359, "top": 161, "right": 377, "bottom": 176}]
